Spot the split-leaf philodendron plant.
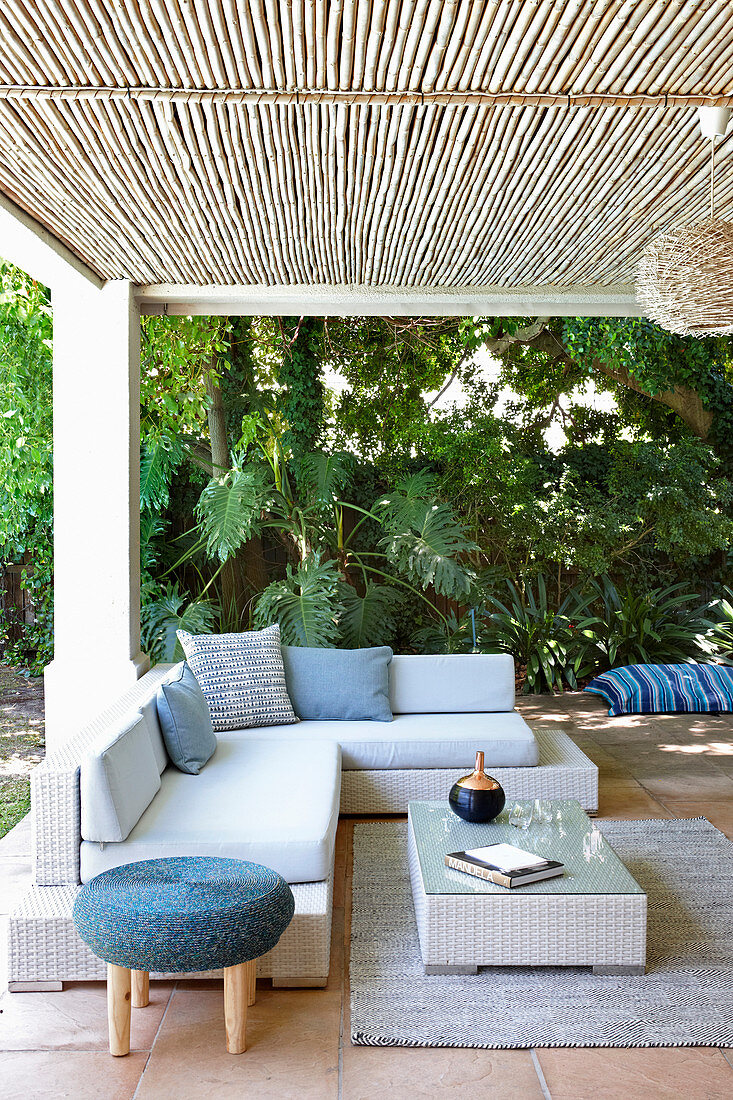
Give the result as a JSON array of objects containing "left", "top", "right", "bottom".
[{"left": 142, "top": 415, "right": 478, "bottom": 660}]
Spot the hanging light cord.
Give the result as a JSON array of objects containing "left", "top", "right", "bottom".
[{"left": 711, "top": 136, "right": 716, "bottom": 219}]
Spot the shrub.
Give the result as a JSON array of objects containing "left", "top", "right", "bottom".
[
  {"left": 577, "top": 578, "right": 719, "bottom": 671},
  {"left": 481, "top": 575, "right": 595, "bottom": 694}
]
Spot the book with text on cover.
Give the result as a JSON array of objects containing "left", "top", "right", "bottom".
[{"left": 445, "top": 842, "right": 564, "bottom": 888}]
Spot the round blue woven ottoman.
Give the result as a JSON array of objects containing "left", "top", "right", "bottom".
[{"left": 73, "top": 856, "right": 295, "bottom": 1056}]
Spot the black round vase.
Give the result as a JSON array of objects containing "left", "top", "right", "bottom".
[{"left": 449, "top": 750, "right": 506, "bottom": 824}]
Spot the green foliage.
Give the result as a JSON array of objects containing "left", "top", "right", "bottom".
[
  {"left": 411, "top": 610, "right": 478, "bottom": 655},
  {"left": 196, "top": 462, "right": 268, "bottom": 562},
  {"left": 711, "top": 587, "right": 733, "bottom": 659},
  {"left": 276, "top": 318, "right": 326, "bottom": 465},
  {"left": 579, "top": 579, "right": 719, "bottom": 670},
  {"left": 254, "top": 554, "right": 340, "bottom": 647},
  {"left": 0, "top": 263, "right": 53, "bottom": 668},
  {"left": 337, "top": 582, "right": 401, "bottom": 648},
  {"left": 327, "top": 317, "right": 466, "bottom": 466},
  {"left": 5, "top": 280, "right": 733, "bottom": 687},
  {"left": 298, "top": 450, "right": 353, "bottom": 507},
  {"left": 479, "top": 574, "right": 722, "bottom": 693},
  {"left": 140, "top": 315, "right": 228, "bottom": 445},
  {"left": 482, "top": 576, "right": 593, "bottom": 694},
  {"left": 376, "top": 473, "right": 477, "bottom": 598},
  {"left": 562, "top": 316, "right": 733, "bottom": 462},
  {"left": 140, "top": 582, "right": 219, "bottom": 662}
]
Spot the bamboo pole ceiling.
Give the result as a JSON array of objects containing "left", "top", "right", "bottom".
[{"left": 0, "top": 1, "right": 732, "bottom": 286}]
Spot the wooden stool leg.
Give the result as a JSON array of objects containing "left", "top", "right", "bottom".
[
  {"left": 132, "top": 970, "right": 149, "bottom": 1008},
  {"left": 246, "top": 959, "right": 257, "bottom": 1007},
  {"left": 107, "top": 963, "right": 131, "bottom": 1057},
  {"left": 223, "top": 962, "right": 250, "bottom": 1054}
]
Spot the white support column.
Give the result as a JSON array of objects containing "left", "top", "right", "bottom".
[{"left": 44, "top": 278, "right": 149, "bottom": 751}]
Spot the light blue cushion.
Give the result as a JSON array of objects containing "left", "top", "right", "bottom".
[
  {"left": 81, "top": 712, "right": 161, "bottom": 843},
  {"left": 156, "top": 663, "right": 217, "bottom": 774},
  {"left": 389, "top": 654, "right": 515, "bottom": 713},
  {"left": 282, "top": 645, "right": 393, "bottom": 722}
]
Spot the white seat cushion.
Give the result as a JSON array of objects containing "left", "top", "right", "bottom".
[
  {"left": 219, "top": 712, "right": 539, "bottom": 770},
  {"left": 80, "top": 738, "right": 341, "bottom": 885},
  {"left": 389, "top": 654, "right": 515, "bottom": 713}
]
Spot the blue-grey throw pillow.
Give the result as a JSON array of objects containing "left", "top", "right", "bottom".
[
  {"left": 281, "top": 645, "right": 393, "bottom": 722},
  {"left": 156, "top": 663, "right": 217, "bottom": 774}
]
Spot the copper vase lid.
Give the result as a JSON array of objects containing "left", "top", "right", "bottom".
[{"left": 454, "top": 750, "right": 501, "bottom": 791}]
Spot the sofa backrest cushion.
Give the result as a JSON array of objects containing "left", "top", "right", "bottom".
[
  {"left": 389, "top": 653, "right": 515, "bottom": 714},
  {"left": 139, "top": 695, "right": 169, "bottom": 775},
  {"left": 177, "top": 624, "right": 298, "bottom": 732},
  {"left": 80, "top": 711, "right": 162, "bottom": 843},
  {"left": 282, "top": 645, "right": 393, "bottom": 721},
  {"left": 156, "top": 662, "right": 217, "bottom": 773}
]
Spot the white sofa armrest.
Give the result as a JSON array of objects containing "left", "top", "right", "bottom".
[{"left": 32, "top": 665, "right": 173, "bottom": 885}]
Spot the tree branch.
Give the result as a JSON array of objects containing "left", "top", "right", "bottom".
[{"left": 481, "top": 323, "right": 715, "bottom": 443}]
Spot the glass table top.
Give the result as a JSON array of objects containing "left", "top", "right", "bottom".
[{"left": 408, "top": 800, "right": 645, "bottom": 897}]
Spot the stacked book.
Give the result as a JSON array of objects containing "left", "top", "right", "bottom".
[{"left": 445, "top": 842, "right": 564, "bottom": 889}]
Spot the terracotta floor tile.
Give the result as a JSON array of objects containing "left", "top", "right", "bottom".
[
  {"left": 0, "top": 1050, "right": 148, "bottom": 1100},
  {"left": 0, "top": 859, "right": 33, "bottom": 916},
  {"left": 341, "top": 1045, "right": 544, "bottom": 1099},
  {"left": 0, "top": 980, "right": 175, "bottom": 1052},
  {"left": 596, "top": 781, "right": 672, "bottom": 819},
  {"left": 535, "top": 1046, "right": 733, "bottom": 1099},
  {"left": 576, "top": 718, "right": 661, "bottom": 740},
  {"left": 640, "top": 771, "right": 733, "bottom": 801},
  {"left": 136, "top": 987, "right": 340, "bottom": 1099},
  {"left": 333, "top": 846, "right": 347, "bottom": 910},
  {"left": 0, "top": 815, "right": 32, "bottom": 859},
  {"left": 325, "top": 907, "right": 344, "bottom": 992},
  {"left": 659, "top": 800, "right": 733, "bottom": 838},
  {"left": 174, "top": 977, "right": 225, "bottom": 990},
  {"left": 517, "top": 695, "right": 575, "bottom": 713}
]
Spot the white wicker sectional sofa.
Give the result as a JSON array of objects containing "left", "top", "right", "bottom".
[{"left": 8, "top": 653, "right": 597, "bottom": 991}]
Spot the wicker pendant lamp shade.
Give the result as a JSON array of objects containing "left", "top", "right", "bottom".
[{"left": 636, "top": 108, "right": 733, "bottom": 337}]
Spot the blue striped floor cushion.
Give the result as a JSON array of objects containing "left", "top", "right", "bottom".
[{"left": 584, "top": 663, "right": 733, "bottom": 716}]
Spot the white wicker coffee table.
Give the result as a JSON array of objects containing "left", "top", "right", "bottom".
[{"left": 407, "top": 799, "right": 646, "bottom": 975}]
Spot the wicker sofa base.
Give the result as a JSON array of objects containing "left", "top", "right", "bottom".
[
  {"left": 8, "top": 870, "right": 333, "bottom": 989},
  {"left": 340, "top": 728, "right": 598, "bottom": 814}
]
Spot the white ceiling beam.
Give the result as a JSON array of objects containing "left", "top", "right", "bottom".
[
  {"left": 0, "top": 191, "right": 104, "bottom": 290},
  {"left": 135, "top": 283, "right": 642, "bottom": 318}
]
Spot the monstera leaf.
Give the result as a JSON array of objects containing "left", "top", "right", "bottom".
[
  {"left": 299, "top": 450, "right": 353, "bottom": 505},
  {"left": 141, "top": 583, "right": 218, "bottom": 662},
  {"left": 254, "top": 554, "right": 340, "bottom": 647},
  {"left": 336, "top": 582, "right": 401, "bottom": 648},
  {"left": 374, "top": 470, "right": 439, "bottom": 532},
  {"left": 381, "top": 500, "right": 477, "bottom": 598},
  {"left": 140, "top": 432, "right": 183, "bottom": 512},
  {"left": 196, "top": 463, "right": 268, "bottom": 562}
]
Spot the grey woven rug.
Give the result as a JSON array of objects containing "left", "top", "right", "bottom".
[{"left": 350, "top": 817, "right": 733, "bottom": 1048}]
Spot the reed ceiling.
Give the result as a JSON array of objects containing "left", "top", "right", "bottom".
[{"left": 0, "top": 1, "right": 731, "bottom": 286}]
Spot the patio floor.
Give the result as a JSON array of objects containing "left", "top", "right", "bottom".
[{"left": 1, "top": 692, "right": 732, "bottom": 1099}]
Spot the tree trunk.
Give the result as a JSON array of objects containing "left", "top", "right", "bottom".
[
  {"left": 205, "top": 368, "right": 269, "bottom": 615},
  {"left": 206, "top": 370, "right": 240, "bottom": 623}
]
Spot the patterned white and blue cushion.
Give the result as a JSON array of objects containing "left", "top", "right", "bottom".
[
  {"left": 584, "top": 662, "right": 733, "bottom": 717},
  {"left": 176, "top": 624, "right": 298, "bottom": 732}
]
